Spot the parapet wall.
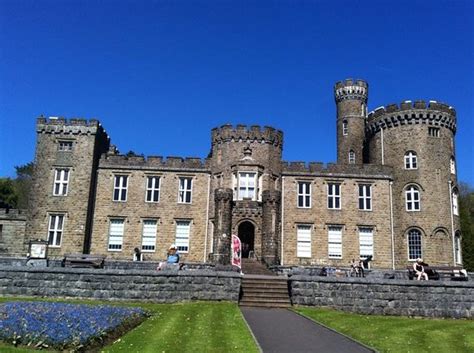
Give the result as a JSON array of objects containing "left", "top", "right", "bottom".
[
  {"left": 0, "top": 208, "right": 26, "bottom": 220},
  {"left": 99, "top": 155, "right": 210, "bottom": 171},
  {"left": 334, "top": 79, "right": 368, "bottom": 103},
  {"left": 367, "top": 100, "right": 456, "bottom": 135},
  {"left": 211, "top": 124, "right": 283, "bottom": 147},
  {"left": 281, "top": 162, "right": 392, "bottom": 179},
  {"left": 36, "top": 117, "right": 106, "bottom": 136}
]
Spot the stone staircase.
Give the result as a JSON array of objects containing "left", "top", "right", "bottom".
[{"left": 239, "top": 259, "right": 291, "bottom": 308}]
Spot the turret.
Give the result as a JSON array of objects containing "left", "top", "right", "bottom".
[{"left": 334, "top": 79, "right": 368, "bottom": 165}]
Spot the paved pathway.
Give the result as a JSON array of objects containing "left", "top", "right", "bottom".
[{"left": 240, "top": 307, "right": 374, "bottom": 353}]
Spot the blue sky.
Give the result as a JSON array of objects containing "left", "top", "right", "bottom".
[{"left": 1, "top": 0, "right": 473, "bottom": 184}]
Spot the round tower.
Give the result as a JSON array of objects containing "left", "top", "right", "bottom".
[
  {"left": 334, "top": 79, "right": 369, "bottom": 165},
  {"left": 366, "top": 100, "right": 459, "bottom": 267}
]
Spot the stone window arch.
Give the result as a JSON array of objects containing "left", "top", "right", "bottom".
[
  {"left": 407, "top": 228, "right": 423, "bottom": 261},
  {"left": 404, "top": 151, "right": 417, "bottom": 169},
  {"left": 405, "top": 185, "right": 421, "bottom": 211}
]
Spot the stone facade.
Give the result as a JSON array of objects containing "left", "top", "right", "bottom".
[
  {"left": 14, "top": 79, "right": 461, "bottom": 269},
  {"left": 0, "top": 209, "right": 26, "bottom": 256}
]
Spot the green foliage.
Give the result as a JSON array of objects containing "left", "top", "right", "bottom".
[
  {"left": 0, "top": 178, "right": 18, "bottom": 207},
  {"left": 295, "top": 307, "right": 474, "bottom": 353},
  {"left": 459, "top": 182, "right": 474, "bottom": 271},
  {"left": 0, "top": 163, "right": 34, "bottom": 209}
]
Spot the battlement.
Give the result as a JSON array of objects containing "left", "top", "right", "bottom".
[
  {"left": 0, "top": 208, "right": 26, "bottom": 220},
  {"left": 211, "top": 124, "right": 283, "bottom": 147},
  {"left": 36, "top": 116, "right": 104, "bottom": 135},
  {"left": 99, "top": 154, "right": 209, "bottom": 171},
  {"left": 366, "top": 100, "right": 456, "bottom": 135},
  {"left": 334, "top": 78, "right": 368, "bottom": 103},
  {"left": 281, "top": 161, "right": 392, "bottom": 178}
]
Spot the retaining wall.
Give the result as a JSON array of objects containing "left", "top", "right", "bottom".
[{"left": 290, "top": 275, "right": 474, "bottom": 318}]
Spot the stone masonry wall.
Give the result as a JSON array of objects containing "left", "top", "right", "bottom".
[
  {"left": 0, "top": 266, "right": 241, "bottom": 303},
  {"left": 0, "top": 209, "right": 26, "bottom": 256},
  {"left": 291, "top": 275, "right": 474, "bottom": 318}
]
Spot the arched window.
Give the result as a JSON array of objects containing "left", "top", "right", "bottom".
[
  {"left": 348, "top": 150, "right": 355, "bottom": 164},
  {"left": 405, "top": 185, "right": 421, "bottom": 211},
  {"left": 455, "top": 232, "right": 462, "bottom": 264},
  {"left": 404, "top": 151, "right": 417, "bottom": 169},
  {"left": 452, "top": 188, "right": 459, "bottom": 216},
  {"left": 408, "top": 229, "right": 422, "bottom": 261},
  {"left": 450, "top": 157, "right": 456, "bottom": 174},
  {"left": 342, "top": 120, "right": 348, "bottom": 135}
]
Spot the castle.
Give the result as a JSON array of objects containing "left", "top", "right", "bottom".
[{"left": 9, "top": 79, "right": 461, "bottom": 269}]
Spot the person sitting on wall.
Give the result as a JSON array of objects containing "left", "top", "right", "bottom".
[
  {"left": 413, "top": 258, "right": 428, "bottom": 280},
  {"left": 350, "top": 259, "right": 361, "bottom": 277},
  {"left": 157, "top": 244, "right": 183, "bottom": 270},
  {"left": 133, "top": 247, "right": 143, "bottom": 261}
]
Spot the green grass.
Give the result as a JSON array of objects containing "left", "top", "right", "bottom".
[
  {"left": 294, "top": 307, "right": 474, "bottom": 353},
  {"left": 0, "top": 297, "right": 259, "bottom": 353}
]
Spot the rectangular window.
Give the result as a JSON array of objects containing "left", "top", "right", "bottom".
[
  {"left": 141, "top": 220, "right": 157, "bottom": 252},
  {"left": 327, "top": 183, "right": 341, "bottom": 209},
  {"left": 58, "top": 140, "right": 73, "bottom": 151},
  {"left": 297, "top": 225, "right": 312, "bottom": 258},
  {"left": 238, "top": 172, "right": 257, "bottom": 200},
  {"left": 328, "top": 226, "right": 342, "bottom": 258},
  {"left": 428, "top": 127, "right": 440, "bottom": 137},
  {"left": 53, "top": 169, "right": 69, "bottom": 196},
  {"left": 48, "top": 214, "right": 64, "bottom": 247},
  {"left": 359, "top": 227, "right": 374, "bottom": 259},
  {"left": 342, "top": 120, "right": 348, "bottom": 135},
  {"left": 358, "top": 184, "right": 372, "bottom": 210},
  {"left": 178, "top": 177, "right": 193, "bottom": 203},
  {"left": 108, "top": 219, "right": 124, "bottom": 251},
  {"left": 297, "top": 182, "right": 311, "bottom": 208},
  {"left": 175, "top": 220, "right": 190, "bottom": 253},
  {"left": 146, "top": 176, "right": 160, "bottom": 202},
  {"left": 113, "top": 175, "right": 128, "bottom": 202}
]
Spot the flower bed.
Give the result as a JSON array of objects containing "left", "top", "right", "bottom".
[{"left": 0, "top": 301, "right": 148, "bottom": 350}]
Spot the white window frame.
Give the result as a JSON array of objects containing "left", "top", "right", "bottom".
[
  {"left": 146, "top": 176, "right": 161, "bottom": 203},
  {"left": 113, "top": 175, "right": 128, "bottom": 202},
  {"left": 297, "top": 182, "right": 311, "bottom": 208},
  {"left": 450, "top": 157, "right": 456, "bottom": 175},
  {"left": 58, "top": 140, "right": 73, "bottom": 151},
  {"left": 454, "top": 232, "right": 462, "bottom": 264},
  {"left": 452, "top": 190, "right": 459, "bottom": 216},
  {"left": 358, "top": 184, "right": 372, "bottom": 211},
  {"left": 297, "top": 224, "right": 312, "bottom": 258},
  {"left": 178, "top": 177, "right": 193, "bottom": 204},
  {"left": 405, "top": 185, "right": 421, "bottom": 211},
  {"left": 407, "top": 229, "right": 422, "bottom": 261},
  {"left": 238, "top": 172, "right": 257, "bottom": 200},
  {"left": 327, "top": 183, "right": 341, "bottom": 209},
  {"left": 404, "top": 151, "right": 418, "bottom": 170},
  {"left": 53, "top": 169, "right": 69, "bottom": 196},
  {"left": 348, "top": 150, "right": 355, "bottom": 164},
  {"left": 342, "top": 120, "right": 348, "bottom": 136},
  {"left": 141, "top": 219, "right": 157, "bottom": 252},
  {"left": 48, "top": 214, "right": 65, "bottom": 247},
  {"left": 108, "top": 218, "right": 124, "bottom": 251},
  {"left": 328, "top": 226, "right": 342, "bottom": 259},
  {"left": 428, "top": 127, "right": 440, "bottom": 137},
  {"left": 359, "top": 227, "right": 374, "bottom": 259},
  {"left": 175, "top": 220, "right": 190, "bottom": 253}
]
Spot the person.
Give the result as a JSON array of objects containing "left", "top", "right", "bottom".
[
  {"left": 350, "top": 259, "right": 360, "bottom": 277},
  {"left": 133, "top": 247, "right": 143, "bottom": 261},
  {"left": 157, "top": 244, "right": 182, "bottom": 270},
  {"left": 413, "top": 258, "right": 428, "bottom": 280}
]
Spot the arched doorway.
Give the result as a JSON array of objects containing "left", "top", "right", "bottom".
[{"left": 238, "top": 221, "right": 255, "bottom": 258}]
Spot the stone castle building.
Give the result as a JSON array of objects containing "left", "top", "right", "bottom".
[{"left": 16, "top": 79, "right": 462, "bottom": 269}]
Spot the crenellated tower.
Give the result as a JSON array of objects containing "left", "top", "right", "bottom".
[{"left": 334, "top": 79, "right": 368, "bottom": 165}]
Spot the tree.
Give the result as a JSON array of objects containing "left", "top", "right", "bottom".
[
  {"left": 459, "top": 182, "right": 474, "bottom": 271},
  {"left": 14, "top": 162, "right": 34, "bottom": 209},
  {"left": 0, "top": 178, "right": 18, "bottom": 207}
]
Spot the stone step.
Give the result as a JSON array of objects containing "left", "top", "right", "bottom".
[
  {"left": 242, "top": 288, "right": 289, "bottom": 294},
  {"left": 239, "top": 299, "right": 291, "bottom": 308}
]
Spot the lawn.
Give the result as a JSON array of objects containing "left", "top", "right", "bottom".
[
  {"left": 294, "top": 307, "right": 474, "bottom": 353},
  {"left": 0, "top": 298, "right": 259, "bottom": 353}
]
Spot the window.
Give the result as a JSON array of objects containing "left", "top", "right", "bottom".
[
  {"left": 297, "top": 182, "right": 311, "bottom": 208},
  {"left": 146, "top": 176, "right": 160, "bottom": 202},
  {"left": 450, "top": 157, "right": 456, "bottom": 175},
  {"left": 359, "top": 227, "right": 374, "bottom": 259},
  {"left": 407, "top": 229, "right": 422, "bottom": 260},
  {"left": 0, "top": 224, "right": 2, "bottom": 241},
  {"left": 53, "top": 169, "right": 69, "bottom": 196},
  {"left": 113, "top": 175, "right": 128, "bottom": 202},
  {"left": 358, "top": 184, "right": 372, "bottom": 211},
  {"left": 297, "top": 225, "right": 312, "bottom": 258},
  {"left": 452, "top": 189, "right": 459, "bottom": 216},
  {"left": 342, "top": 120, "right": 348, "bottom": 135},
  {"left": 327, "top": 183, "right": 341, "bottom": 209},
  {"left": 48, "top": 214, "right": 64, "bottom": 247},
  {"left": 175, "top": 220, "right": 190, "bottom": 253},
  {"left": 238, "top": 172, "right": 257, "bottom": 200},
  {"left": 108, "top": 219, "right": 124, "bottom": 251},
  {"left": 141, "top": 220, "right": 157, "bottom": 252},
  {"left": 428, "top": 127, "right": 440, "bottom": 137},
  {"left": 404, "top": 151, "right": 417, "bottom": 169},
  {"left": 328, "top": 226, "right": 342, "bottom": 258},
  {"left": 405, "top": 185, "right": 420, "bottom": 211},
  {"left": 348, "top": 150, "right": 355, "bottom": 164},
  {"left": 178, "top": 177, "right": 193, "bottom": 203},
  {"left": 58, "top": 140, "right": 73, "bottom": 151},
  {"left": 455, "top": 232, "right": 462, "bottom": 264}
]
